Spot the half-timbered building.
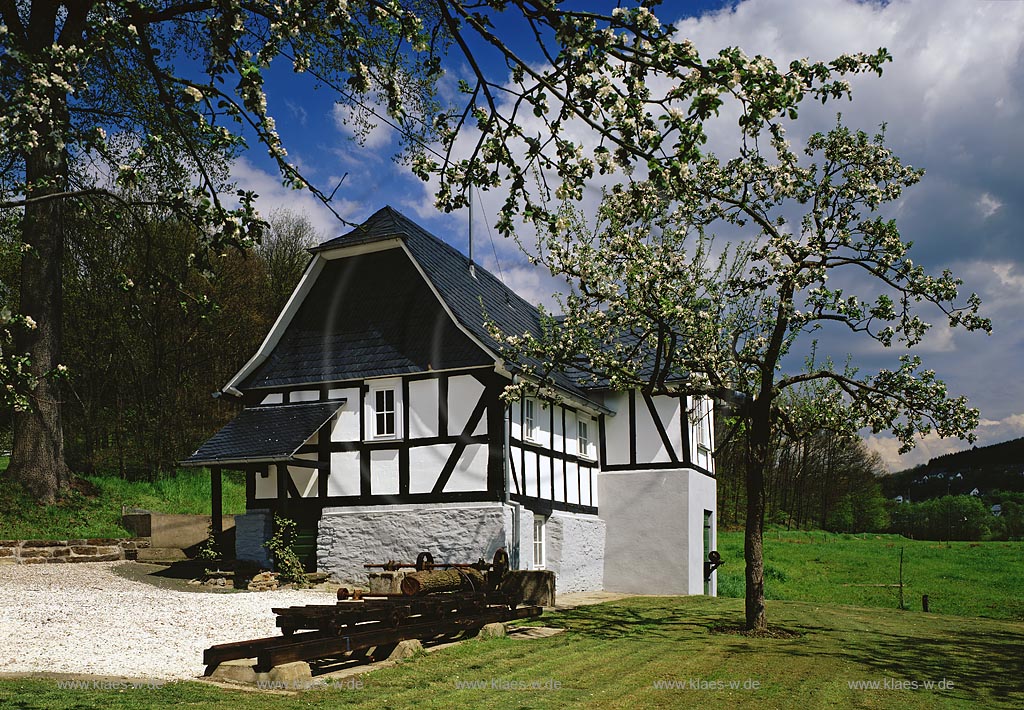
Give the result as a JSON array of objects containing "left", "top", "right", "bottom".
[{"left": 184, "top": 206, "right": 717, "bottom": 595}]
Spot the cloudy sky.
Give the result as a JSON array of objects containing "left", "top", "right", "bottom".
[{"left": 241, "top": 0, "right": 1024, "bottom": 472}]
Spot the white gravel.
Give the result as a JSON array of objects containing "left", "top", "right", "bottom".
[{"left": 0, "top": 562, "right": 335, "bottom": 681}]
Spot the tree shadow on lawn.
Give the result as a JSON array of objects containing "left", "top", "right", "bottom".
[
  {"left": 536, "top": 596, "right": 787, "bottom": 642},
  {"left": 815, "top": 622, "right": 1024, "bottom": 702},
  {"left": 753, "top": 603, "right": 1024, "bottom": 703}
]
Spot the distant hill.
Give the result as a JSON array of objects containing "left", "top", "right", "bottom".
[{"left": 881, "top": 437, "right": 1024, "bottom": 502}]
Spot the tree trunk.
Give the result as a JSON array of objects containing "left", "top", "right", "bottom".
[
  {"left": 743, "top": 402, "right": 771, "bottom": 631},
  {"left": 6, "top": 140, "right": 71, "bottom": 504}
]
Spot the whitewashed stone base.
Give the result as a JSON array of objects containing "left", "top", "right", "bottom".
[
  {"left": 318, "top": 503, "right": 510, "bottom": 585},
  {"left": 234, "top": 510, "right": 273, "bottom": 569},
  {"left": 316, "top": 502, "right": 605, "bottom": 592},
  {"left": 545, "top": 511, "right": 606, "bottom": 593},
  {"left": 599, "top": 468, "right": 717, "bottom": 595}
]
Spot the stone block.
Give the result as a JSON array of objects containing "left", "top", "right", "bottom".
[
  {"left": 86, "top": 538, "right": 119, "bottom": 545},
  {"left": 67, "top": 553, "right": 121, "bottom": 563},
  {"left": 20, "top": 548, "right": 54, "bottom": 558},
  {"left": 0, "top": 558, "right": 16, "bottom": 565},
  {"left": 46, "top": 557, "right": 69, "bottom": 563},
  {"left": 386, "top": 639, "right": 423, "bottom": 661},
  {"left": 368, "top": 571, "right": 407, "bottom": 595},
  {"left": 0, "top": 540, "right": 20, "bottom": 546},
  {"left": 51, "top": 547, "right": 71, "bottom": 557},
  {"left": 208, "top": 658, "right": 312, "bottom": 687},
  {"left": 67, "top": 539, "right": 87, "bottom": 546},
  {"left": 95, "top": 546, "right": 122, "bottom": 556},
  {"left": 21, "top": 557, "right": 48, "bottom": 564},
  {"left": 22, "top": 539, "right": 65, "bottom": 548},
  {"left": 478, "top": 623, "right": 506, "bottom": 639},
  {"left": 71, "top": 546, "right": 98, "bottom": 556},
  {"left": 0, "top": 548, "right": 14, "bottom": 557},
  {"left": 502, "top": 570, "right": 556, "bottom": 607}
]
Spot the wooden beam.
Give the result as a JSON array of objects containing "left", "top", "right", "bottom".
[{"left": 211, "top": 466, "right": 223, "bottom": 535}]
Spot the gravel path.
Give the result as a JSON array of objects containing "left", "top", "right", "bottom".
[{"left": 0, "top": 562, "right": 335, "bottom": 681}]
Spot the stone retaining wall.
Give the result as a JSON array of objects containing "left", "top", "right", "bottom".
[{"left": 0, "top": 538, "right": 150, "bottom": 565}]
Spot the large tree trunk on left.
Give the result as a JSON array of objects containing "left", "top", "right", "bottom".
[{"left": 6, "top": 140, "right": 71, "bottom": 504}]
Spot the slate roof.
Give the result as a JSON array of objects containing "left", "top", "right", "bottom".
[
  {"left": 308, "top": 206, "right": 594, "bottom": 402},
  {"left": 241, "top": 246, "right": 491, "bottom": 388},
  {"left": 182, "top": 401, "right": 344, "bottom": 466}
]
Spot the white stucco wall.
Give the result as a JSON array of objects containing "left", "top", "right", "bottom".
[{"left": 599, "top": 468, "right": 717, "bottom": 595}]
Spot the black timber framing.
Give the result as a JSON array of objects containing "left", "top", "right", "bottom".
[
  {"left": 642, "top": 392, "right": 680, "bottom": 464},
  {"left": 243, "top": 368, "right": 506, "bottom": 509},
  {"left": 510, "top": 493, "right": 597, "bottom": 516}
]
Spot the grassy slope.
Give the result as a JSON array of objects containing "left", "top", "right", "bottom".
[
  {"left": 716, "top": 529, "right": 1024, "bottom": 621},
  {"left": 0, "top": 461, "right": 247, "bottom": 539},
  {"left": 1, "top": 596, "right": 1021, "bottom": 709}
]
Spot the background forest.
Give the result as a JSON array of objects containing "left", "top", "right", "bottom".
[{"left": 0, "top": 209, "right": 319, "bottom": 478}]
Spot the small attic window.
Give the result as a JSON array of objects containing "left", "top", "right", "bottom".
[{"left": 366, "top": 378, "right": 402, "bottom": 440}]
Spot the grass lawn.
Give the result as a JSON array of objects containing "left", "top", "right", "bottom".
[
  {"left": 0, "top": 596, "right": 1021, "bottom": 709},
  {"left": 715, "top": 529, "right": 1024, "bottom": 622},
  {"left": 0, "top": 462, "right": 247, "bottom": 539}
]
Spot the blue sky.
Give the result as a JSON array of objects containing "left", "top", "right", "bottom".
[{"left": 236, "top": 0, "right": 1024, "bottom": 471}]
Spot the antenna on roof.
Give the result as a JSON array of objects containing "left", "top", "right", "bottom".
[{"left": 468, "top": 188, "right": 477, "bottom": 279}]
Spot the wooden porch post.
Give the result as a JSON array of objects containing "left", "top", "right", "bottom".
[{"left": 211, "top": 466, "right": 223, "bottom": 535}]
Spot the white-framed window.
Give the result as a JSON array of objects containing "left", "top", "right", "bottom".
[
  {"left": 366, "top": 378, "right": 402, "bottom": 440},
  {"left": 577, "top": 417, "right": 595, "bottom": 460},
  {"left": 533, "top": 516, "right": 546, "bottom": 569},
  {"left": 694, "top": 396, "right": 713, "bottom": 470},
  {"left": 524, "top": 398, "right": 537, "bottom": 442}
]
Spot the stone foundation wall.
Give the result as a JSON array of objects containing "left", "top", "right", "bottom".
[
  {"left": 318, "top": 503, "right": 510, "bottom": 585},
  {"left": 0, "top": 538, "right": 149, "bottom": 565},
  {"left": 544, "top": 511, "right": 605, "bottom": 593}
]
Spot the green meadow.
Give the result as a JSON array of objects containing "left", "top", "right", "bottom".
[{"left": 715, "top": 529, "right": 1024, "bottom": 621}]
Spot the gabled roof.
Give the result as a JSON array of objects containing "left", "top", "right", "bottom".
[
  {"left": 182, "top": 401, "right": 345, "bottom": 466},
  {"left": 313, "top": 206, "right": 542, "bottom": 358},
  {"left": 310, "top": 206, "right": 600, "bottom": 406}
]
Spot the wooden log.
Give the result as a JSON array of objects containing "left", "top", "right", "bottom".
[{"left": 400, "top": 568, "right": 486, "bottom": 596}]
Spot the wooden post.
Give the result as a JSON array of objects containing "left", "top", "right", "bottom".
[
  {"left": 211, "top": 466, "right": 223, "bottom": 535},
  {"left": 922, "top": 594, "right": 929, "bottom": 613}
]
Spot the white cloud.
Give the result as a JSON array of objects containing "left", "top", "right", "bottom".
[
  {"left": 976, "top": 192, "right": 1003, "bottom": 219},
  {"left": 229, "top": 156, "right": 359, "bottom": 239},
  {"left": 331, "top": 102, "right": 393, "bottom": 151}
]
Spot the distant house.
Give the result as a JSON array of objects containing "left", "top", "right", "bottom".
[
  {"left": 969, "top": 487, "right": 981, "bottom": 497},
  {"left": 953, "top": 472, "right": 963, "bottom": 480},
  {"left": 184, "top": 207, "right": 718, "bottom": 596},
  {"left": 894, "top": 496, "right": 904, "bottom": 504},
  {"left": 991, "top": 504, "right": 1002, "bottom": 517}
]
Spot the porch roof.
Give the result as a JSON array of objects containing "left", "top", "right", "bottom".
[{"left": 182, "top": 400, "right": 345, "bottom": 467}]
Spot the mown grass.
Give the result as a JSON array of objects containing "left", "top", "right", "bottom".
[
  {"left": 0, "top": 460, "right": 246, "bottom": 539},
  {"left": 715, "top": 528, "right": 1024, "bottom": 621},
  {"left": 1, "top": 596, "right": 1021, "bottom": 709}
]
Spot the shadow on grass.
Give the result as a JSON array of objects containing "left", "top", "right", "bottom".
[{"left": 822, "top": 622, "right": 1024, "bottom": 701}]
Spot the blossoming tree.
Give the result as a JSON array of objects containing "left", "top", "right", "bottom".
[
  {"left": 0, "top": 0, "right": 917, "bottom": 541},
  {"left": 493, "top": 119, "right": 991, "bottom": 629}
]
